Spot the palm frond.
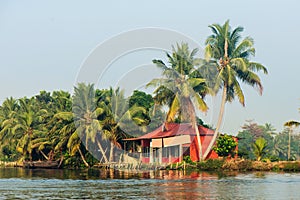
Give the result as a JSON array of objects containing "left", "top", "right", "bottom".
[
  {"left": 187, "top": 78, "right": 206, "bottom": 88},
  {"left": 238, "top": 70, "right": 263, "bottom": 95},
  {"left": 194, "top": 94, "right": 208, "bottom": 112},
  {"left": 231, "top": 57, "right": 247, "bottom": 72},
  {"left": 233, "top": 79, "right": 245, "bottom": 106},
  {"left": 53, "top": 112, "right": 73, "bottom": 121},
  {"left": 166, "top": 94, "right": 180, "bottom": 122},
  {"left": 248, "top": 62, "right": 268, "bottom": 74},
  {"left": 205, "top": 45, "right": 213, "bottom": 61},
  {"left": 232, "top": 37, "right": 254, "bottom": 58}
]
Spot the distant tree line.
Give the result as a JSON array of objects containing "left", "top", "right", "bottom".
[
  {"left": 0, "top": 86, "right": 164, "bottom": 167},
  {"left": 237, "top": 120, "right": 300, "bottom": 161}
]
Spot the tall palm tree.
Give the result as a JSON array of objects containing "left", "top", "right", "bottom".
[
  {"left": 0, "top": 98, "right": 19, "bottom": 144},
  {"left": 147, "top": 43, "right": 208, "bottom": 160},
  {"left": 0, "top": 97, "right": 20, "bottom": 160},
  {"left": 284, "top": 121, "right": 300, "bottom": 160},
  {"left": 48, "top": 111, "right": 90, "bottom": 167},
  {"left": 7, "top": 98, "right": 49, "bottom": 161},
  {"left": 72, "top": 83, "right": 109, "bottom": 163},
  {"left": 97, "top": 87, "right": 148, "bottom": 162},
  {"left": 273, "top": 134, "right": 286, "bottom": 159},
  {"left": 203, "top": 20, "right": 268, "bottom": 159},
  {"left": 264, "top": 123, "right": 276, "bottom": 136}
]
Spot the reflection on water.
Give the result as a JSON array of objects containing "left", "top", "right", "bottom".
[
  {"left": 0, "top": 167, "right": 234, "bottom": 180},
  {"left": 0, "top": 168, "right": 300, "bottom": 199}
]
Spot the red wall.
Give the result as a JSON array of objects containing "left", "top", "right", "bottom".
[
  {"left": 141, "top": 139, "right": 150, "bottom": 147},
  {"left": 142, "top": 157, "right": 150, "bottom": 163},
  {"left": 140, "top": 135, "right": 237, "bottom": 163},
  {"left": 190, "top": 135, "right": 219, "bottom": 162}
]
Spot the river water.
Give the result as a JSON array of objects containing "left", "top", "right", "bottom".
[{"left": 0, "top": 168, "right": 300, "bottom": 199}]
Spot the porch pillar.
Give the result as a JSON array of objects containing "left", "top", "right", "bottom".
[
  {"left": 150, "top": 147, "right": 153, "bottom": 163},
  {"left": 179, "top": 144, "right": 183, "bottom": 162},
  {"left": 169, "top": 147, "right": 171, "bottom": 163},
  {"left": 159, "top": 148, "right": 162, "bottom": 163}
]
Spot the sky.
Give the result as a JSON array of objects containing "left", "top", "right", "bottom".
[{"left": 0, "top": 0, "right": 299, "bottom": 134}]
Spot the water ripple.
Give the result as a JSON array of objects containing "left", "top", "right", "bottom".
[{"left": 0, "top": 169, "right": 300, "bottom": 199}]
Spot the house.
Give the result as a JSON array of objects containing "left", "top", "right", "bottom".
[{"left": 124, "top": 123, "right": 221, "bottom": 164}]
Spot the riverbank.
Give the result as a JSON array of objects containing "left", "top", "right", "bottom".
[
  {"left": 2, "top": 159, "right": 300, "bottom": 172},
  {"left": 167, "top": 159, "right": 300, "bottom": 172},
  {"left": 0, "top": 161, "right": 19, "bottom": 167}
]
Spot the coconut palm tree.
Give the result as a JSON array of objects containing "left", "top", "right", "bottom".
[
  {"left": 264, "top": 123, "right": 277, "bottom": 136},
  {"left": 48, "top": 111, "right": 90, "bottom": 167},
  {"left": 0, "top": 97, "right": 20, "bottom": 160},
  {"left": 284, "top": 121, "right": 300, "bottom": 160},
  {"left": 6, "top": 98, "right": 49, "bottom": 161},
  {"left": 97, "top": 87, "right": 148, "bottom": 162},
  {"left": 147, "top": 43, "right": 209, "bottom": 160},
  {"left": 203, "top": 20, "right": 268, "bottom": 159},
  {"left": 273, "top": 133, "right": 286, "bottom": 159},
  {"left": 72, "top": 83, "right": 110, "bottom": 163},
  {"left": 0, "top": 98, "right": 19, "bottom": 144}
]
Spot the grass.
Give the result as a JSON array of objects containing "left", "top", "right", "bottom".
[{"left": 166, "top": 158, "right": 300, "bottom": 172}]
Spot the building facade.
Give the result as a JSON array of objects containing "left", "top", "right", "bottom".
[{"left": 124, "top": 123, "right": 221, "bottom": 164}]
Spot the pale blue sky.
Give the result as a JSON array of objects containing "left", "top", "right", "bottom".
[{"left": 0, "top": 0, "right": 299, "bottom": 134}]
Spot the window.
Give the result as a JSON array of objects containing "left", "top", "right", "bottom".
[
  {"left": 162, "top": 147, "right": 169, "bottom": 158},
  {"left": 170, "top": 145, "right": 179, "bottom": 157},
  {"left": 142, "top": 147, "right": 150, "bottom": 158},
  {"left": 183, "top": 147, "right": 190, "bottom": 157}
]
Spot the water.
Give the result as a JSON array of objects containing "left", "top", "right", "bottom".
[{"left": 0, "top": 168, "right": 300, "bottom": 199}]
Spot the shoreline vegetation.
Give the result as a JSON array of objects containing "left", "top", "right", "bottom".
[
  {"left": 2, "top": 159, "right": 300, "bottom": 172},
  {"left": 167, "top": 158, "right": 300, "bottom": 172}
]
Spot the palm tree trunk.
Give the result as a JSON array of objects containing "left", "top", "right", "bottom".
[
  {"left": 224, "top": 39, "right": 228, "bottom": 58},
  {"left": 194, "top": 121, "right": 203, "bottom": 161},
  {"left": 203, "top": 85, "right": 227, "bottom": 160},
  {"left": 109, "top": 143, "right": 114, "bottom": 162},
  {"left": 288, "top": 128, "right": 291, "bottom": 160},
  {"left": 40, "top": 150, "right": 49, "bottom": 160},
  {"left": 185, "top": 98, "right": 203, "bottom": 161},
  {"left": 29, "top": 151, "right": 32, "bottom": 162},
  {"left": 78, "top": 148, "right": 89, "bottom": 167},
  {"left": 96, "top": 139, "right": 109, "bottom": 163}
]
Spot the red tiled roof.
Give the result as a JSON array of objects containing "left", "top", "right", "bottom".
[{"left": 124, "top": 123, "right": 214, "bottom": 141}]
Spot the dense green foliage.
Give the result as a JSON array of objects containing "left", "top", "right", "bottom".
[
  {"left": 237, "top": 121, "right": 300, "bottom": 161},
  {"left": 0, "top": 86, "right": 160, "bottom": 167},
  {"left": 213, "top": 134, "right": 237, "bottom": 157}
]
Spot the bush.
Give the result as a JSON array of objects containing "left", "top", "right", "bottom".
[
  {"left": 183, "top": 156, "right": 195, "bottom": 165},
  {"left": 283, "top": 162, "right": 299, "bottom": 172},
  {"left": 267, "top": 155, "right": 279, "bottom": 162},
  {"left": 272, "top": 165, "right": 280, "bottom": 172},
  {"left": 239, "top": 160, "right": 252, "bottom": 171},
  {"left": 197, "top": 159, "right": 225, "bottom": 171},
  {"left": 213, "top": 134, "right": 237, "bottom": 157}
]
